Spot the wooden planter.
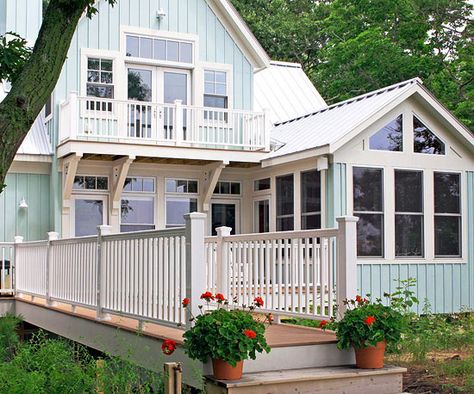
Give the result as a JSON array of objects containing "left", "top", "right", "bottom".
[
  {"left": 212, "top": 359, "right": 244, "bottom": 380},
  {"left": 354, "top": 341, "right": 386, "bottom": 369}
]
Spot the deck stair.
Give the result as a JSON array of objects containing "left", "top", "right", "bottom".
[{"left": 205, "top": 365, "right": 406, "bottom": 394}]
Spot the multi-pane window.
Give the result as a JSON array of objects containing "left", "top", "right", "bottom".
[
  {"left": 301, "top": 170, "right": 321, "bottom": 230},
  {"left": 413, "top": 117, "right": 445, "bottom": 155},
  {"left": 214, "top": 181, "right": 240, "bottom": 195},
  {"left": 121, "top": 177, "right": 155, "bottom": 232},
  {"left": 434, "top": 172, "right": 461, "bottom": 257},
  {"left": 254, "top": 178, "right": 271, "bottom": 191},
  {"left": 353, "top": 167, "right": 384, "bottom": 257},
  {"left": 369, "top": 115, "right": 403, "bottom": 151},
  {"left": 395, "top": 170, "right": 424, "bottom": 257},
  {"left": 204, "top": 70, "right": 228, "bottom": 120},
  {"left": 165, "top": 178, "right": 198, "bottom": 228},
  {"left": 87, "top": 58, "right": 113, "bottom": 111},
  {"left": 276, "top": 174, "right": 294, "bottom": 231},
  {"left": 73, "top": 176, "right": 108, "bottom": 191},
  {"left": 126, "top": 35, "right": 193, "bottom": 63}
]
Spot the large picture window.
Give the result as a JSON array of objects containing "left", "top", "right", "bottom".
[
  {"left": 301, "top": 170, "right": 321, "bottom": 230},
  {"left": 166, "top": 178, "right": 198, "bottom": 228},
  {"left": 434, "top": 172, "right": 461, "bottom": 257},
  {"left": 369, "top": 115, "right": 403, "bottom": 151},
  {"left": 395, "top": 170, "right": 424, "bottom": 257},
  {"left": 276, "top": 174, "right": 294, "bottom": 231},
  {"left": 121, "top": 177, "right": 155, "bottom": 232},
  {"left": 353, "top": 167, "right": 384, "bottom": 257}
]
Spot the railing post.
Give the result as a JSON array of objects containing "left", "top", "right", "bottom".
[
  {"left": 13, "top": 236, "right": 23, "bottom": 294},
  {"left": 215, "top": 226, "right": 232, "bottom": 299},
  {"left": 69, "top": 92, "right": 79, "bottom": 140},
  {"left": 336, "top": 216, "right": 359, "bottom": 317},
  {"left": 184, "top": 213, "right": 206, "bottom": 324},
  {"left": 174, "top": 99, "right": 183, "bottom": 144},
  {"left": 97, "top": 225, "right": 112, "bottom": 320},
  {"left": 46, "top": 232, "right": 59, "bottom": 306},
  {"left": 263, "top": 108, "right": 271, "bottom": 151}
]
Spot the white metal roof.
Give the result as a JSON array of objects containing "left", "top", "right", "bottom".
[
  {"left": 265, "top": 78, "right": 421, "bottom": 159},
  {"left": 254, "top": 61, "right": 327, "bottom": 125}
]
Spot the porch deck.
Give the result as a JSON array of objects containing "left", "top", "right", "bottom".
[{"left": 14, "top": 294, "right": 337, "bottom": 348}]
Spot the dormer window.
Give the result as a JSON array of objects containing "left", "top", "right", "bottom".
[
  {"left": 413, "top": 116, "right": 445, "bottom": 154},
  {"left": 369, "top": 115, "right": 403, "bottom": 151}
]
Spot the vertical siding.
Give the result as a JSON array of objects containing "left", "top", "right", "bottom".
[
  {"left": 0, "top": 173, "right": 51, "bottom": 242},
  {"left": 326, "top": 162, "right": 347, "bottom": 228},
  {"left": 356, "top": 171, "right": 474, "bottom": 314},
  {"left": 2, "top": 0, "right": 42, "bottom": 43}
]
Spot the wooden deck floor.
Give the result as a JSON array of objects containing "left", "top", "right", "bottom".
[{"left": 13, "top": 295, "right": 337, "bottom": 348}]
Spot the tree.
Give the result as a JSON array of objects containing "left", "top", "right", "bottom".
[
  {"left": 0, "top": 0, "right": 115, "bottom": 193},
  {"left": 232, "top": 0, "right": 473, "bottom": 130}
]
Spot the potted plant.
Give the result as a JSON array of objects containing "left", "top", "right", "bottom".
[
  {"left": 320, "top": 295, "right": 406, "bottom": 368},
  {"left": 162, "top": 292, "right": 271, "bottom": 380}
]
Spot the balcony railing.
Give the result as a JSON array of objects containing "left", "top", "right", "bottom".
[{"left": 59, "top": 93, "right": 270, "bottom": 151}]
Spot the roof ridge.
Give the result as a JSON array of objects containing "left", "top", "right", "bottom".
[{"left": 275, "top": 78, "right": 422, "bottom": 126}]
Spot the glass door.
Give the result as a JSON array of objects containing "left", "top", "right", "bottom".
[
  {"left": 161, "top": 70, "right": 190, "bottom": 140},
  {"left": 211, "top": 200, "right": 240, "bottom": 235},
  {"left": 254, "top": 197, "right": 270, "bottom": 233},
  {"left": 127, "top": 67, "right": 154, "bottom": 138},
  {"left": 72, "top": 196, "right": 107, "bottom": 237}
]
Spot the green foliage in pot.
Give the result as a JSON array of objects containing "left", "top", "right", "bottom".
[{"left": 182, "top": 293, "right": 271, "bottom": 367}]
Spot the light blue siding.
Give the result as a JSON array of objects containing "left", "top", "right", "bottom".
[
  {"left": 0, "top": 0, "right": 42, "bottom": 42},
  {"left": 0, "top": 173, "right": 51, "bottom": 242},
  {"left": 326, "top": 162, "right": 347, "bottom": 227},
  {"left": 350, "top": 170, "right": 474, "bottom": 314}
]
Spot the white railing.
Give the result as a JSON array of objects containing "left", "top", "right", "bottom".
[
  {"left": 59, "top": 93, "right": 269, "bottom": 151},
  {"left": 101, "top": 228, "right": 187, "bottom": 326},
  {"left": 15, "top": 240, "right": 48, "bottom": 297},
  {"left": 205, "top": 217, "right": 358, "bottom": 319},
  {"left": 0, "top": 243, "right": 14, "bottom": 294}
]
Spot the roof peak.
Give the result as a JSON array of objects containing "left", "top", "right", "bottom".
[{"left": 275, "top": 77, "right": 422, "bottom": 126}]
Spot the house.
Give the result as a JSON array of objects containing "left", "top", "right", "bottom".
[{"left": 1, "top": 0, "right": 473, "bottom": 316}]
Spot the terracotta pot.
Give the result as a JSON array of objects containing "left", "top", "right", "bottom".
[
  {"left": 353, "top": 341, "right": 386, "bottom": 369},
  {"left": 212, "top": 359, "right": 244, "bottom": 380}
]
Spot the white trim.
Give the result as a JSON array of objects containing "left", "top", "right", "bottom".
[
  {"left": 70, "top": 194, "right": 108, "bottom": 237},
  {"left": 252, "top": 194, "right": 271, "bottom": 233},
  {"left": 210, "top": 198, "right": 241, "bottom": 234}
]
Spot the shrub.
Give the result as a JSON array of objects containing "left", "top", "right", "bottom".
[{"left": 0, "top": 313, "right": 21, "bottom": 362}]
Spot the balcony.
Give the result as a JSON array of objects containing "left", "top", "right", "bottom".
[{"left": 59, "top": 94, "right": 270, "bottom": 157}]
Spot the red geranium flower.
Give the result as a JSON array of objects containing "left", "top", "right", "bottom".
[
  {"left": 244, "top": 329, "right": 257, "bottom": 339},
  {"left": 254, "top": 297, "right": 264, "bottom": 307},
  {"left": 364, "top": 316, "right": 376, "bottom": 326},
  {"left": 161, "top": 339, "right": 177, "bottom": 355},
  {"left": 319, "top": 320, "right": 329, "bottom": 328},
  {"left": 267, "top": 313, "right": 274, "bottom": 322},
  {"left": 215, "top": 293, "right": 225, "bottom": 302},
  {"left": 200, "top": 291, "right": 214, "bottom": 301},
  {"left": 182, "top": 297, "right": 190, "bottom": 307},
  {"left": 355, "top": 295, "right": 362, "bottom": 303}
]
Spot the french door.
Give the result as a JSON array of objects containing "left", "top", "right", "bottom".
[{"left": 127, "top": 66, "right": 190, "bottom": 140}]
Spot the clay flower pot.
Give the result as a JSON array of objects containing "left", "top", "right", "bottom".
[
  {"left": 212, "top": 359, "right": 244, "bottom": 380},
  {"left": 353, "top": 341, "right": 386, "bottom": 369}
]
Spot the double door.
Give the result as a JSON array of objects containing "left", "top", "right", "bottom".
[{"left": 127, "top": 66, "right": 190, "bottom": 140}]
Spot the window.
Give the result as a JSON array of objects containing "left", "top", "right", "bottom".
[
  {"left": 121, "top": 177, "right": 155, "bottom": 232},
  {"left": 254, "top": 178, "right": 271, "bottom": 191},
  {"left": 276, "top": 174, "right": 294, "bottom": 231},
  {"left": 353, "top": 167, "right": 384, "bottom": 257},
  {"left": 369, "top": 115, "right": 403, "bottom": 151},
  {"left": 204, "top": 70, "right": 228, "bottom": 120},
  {"left": 413, "top": 117, "right": 445, "bottom": 154},
  {"left": 301, "top": 170, "right": 321, "bottom": 230},
  {"left": 86, "top": 58, "right": 114, "bottom": 111},
  {"left": 126, "top": 35, "right": 193, "bottom": 64},
  {"left": 434, "top": 173, "right": 461, "bottom": 257},
  {"left": 166, "top": 198, "right": 198, "bottom": 228},
  {"left": 395, "top": 170, "right": 424, "bottom": 257},
  {"left": 214, "top": 181, "right": 240, "bottom": 195},
  {"left": 45, "top": 94, "right": 53, "bottom": 119},
  {"left": 254, "top": 199, "right": 270, "bottom": 233},
  {"left": 73, "top": 176, "right": 108, "bottom": 191},
  {"left": 166, "top": 179, "right": 198, "bottom": 194}
]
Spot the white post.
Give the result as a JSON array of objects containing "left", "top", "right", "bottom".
[
  {"left": 336, "top": 216, "right": 359, "bottom": 317},
  {"left": 69, "top": 92, "right": 79, "bottom": 140},
  {"left": 215, "top": 226, "right": 232, "bottom": 299},
  {"left": 263, "top": 108, "right": 271, "bottom": 151},
  {"left": 13, "top": 236, "right": 23, "bottom": 294},
  {"left": 174, "top": 99, "right": 183, "bottom": 145},
  {"left": 46, "top": 232, "right": 59, "bottom": 306},
  {"left": 97, "top": 225, "right": 112, "bottom": 320},
  {"left": 184, "top": 213, "right": 206, "bottom": 325}
]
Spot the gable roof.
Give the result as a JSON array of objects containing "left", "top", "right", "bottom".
[
  {"left": 254, "top": 61, "right": 327, "bottom": 125},
  {"left": 263, "top": 78, "right": 474, "bottom": 163}
]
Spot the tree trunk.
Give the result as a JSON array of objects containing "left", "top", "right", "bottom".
[{"left": 0, "top": 0, "right": 89, "bottom": 193}]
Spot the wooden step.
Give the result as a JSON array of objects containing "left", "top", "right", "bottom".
[{"left": 205, "top": 365, "right": 406, "bottom": 394}]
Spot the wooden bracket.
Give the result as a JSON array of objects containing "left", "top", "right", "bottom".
[
  {"left": 202, "top": 160, "right": 228, "bottom": 212},
  {"left": 62, "top": 153, "right": 83, "bottom": 212},
  {"left": 111, "top": 155, "right": 135, "bottom": 216}
]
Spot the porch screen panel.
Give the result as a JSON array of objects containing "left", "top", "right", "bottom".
[
  {"left": 301, "top": 170, "right": 321, "bottom": 229},
  {"left": 276, "top": 174, "right": 294, "bottom": 231},
  {"left": 353, "top": 167, "right": 384, "bottom": 257}
]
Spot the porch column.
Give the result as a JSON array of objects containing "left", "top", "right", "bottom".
[
  {"left": 110, "top": 155, "right": 135, "bottom": 233},
  {"left": 336, "top": 216, "right": 359, "bottom": 317}
]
